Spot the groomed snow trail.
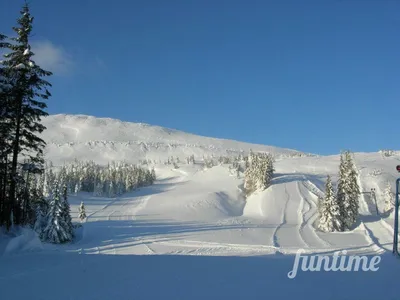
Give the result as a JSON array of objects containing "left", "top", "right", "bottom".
[
  {"left": 273, "top": 182, "right": 308, "bottom": 248},
  {"left": 77, "top": 193, "right": 152, "bottom": 255},
  {"left": 296, "top": 181, "right": 332, "bottom": 248}
]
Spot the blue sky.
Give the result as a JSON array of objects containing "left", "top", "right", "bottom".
[{"left": 1, "top": 0, "right": 399, "bottom": 155}]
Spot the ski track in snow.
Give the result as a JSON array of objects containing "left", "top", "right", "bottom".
[
  {"left": 296, "top": 182, "right": 315, "bottom": 248},
  {"left": 143, "top": 243, "right": 156, "bottom": 254},
  {"left": 296, "top": 182, "right": 313, "bottom": 249},
  {"left": 272, "top": 184, "right": 290, "bottom": 249},
  {"left": 86, "top": 197, "right": 122, "bottom": 221},
  {"left": 107, "top": 197, "right": 133, "bottom": 221},
  {"left": 78, "top": 194, "right": 152, "bottom": 254},
  {"left": 287, "top": 183, "right": 309, "bottom": 248},
  {"left": 145, "top": 238, "right": 380, "bottom": 256},
  {"left": 157, "top": 239, "right": 279, "bottom": 255},
  {"left": 298, "top": 180, "right": 332, "bottom": 248}
]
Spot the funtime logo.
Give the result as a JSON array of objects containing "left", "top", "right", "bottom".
[{"left": 287, "top": 249, "right": 381, "bottom": 279}]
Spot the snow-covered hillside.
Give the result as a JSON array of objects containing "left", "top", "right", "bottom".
[
  {"left": 1, "top": 114, "right": 400, "bottom": 299},
  {"left": 39, "top": 114, "right": 312, "bottom": 165}
]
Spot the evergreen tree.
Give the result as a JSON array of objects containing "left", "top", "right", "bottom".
[
  {"left": 244, "top": 151, "right": 256, "bottom": 194},
  {"left": 42, "top": 181, "right": 72, "bottom": 243},
  {"left": 33, "top": 201, "right": 47, "bottom": 239},
  {"left": 318, "top": 175, "right": 342, "bottom": 232},
  {"left": 0, "top": 33, "right": 12, "bottom": 228},
  {"left": 244, "top": 153, "right": 274, "bottom": 195},
  {"left": 78, "top": 201, "right": 87, "bottom": 221},
  {"left": 336, "top": 151, "right": 360, "bottom": 231},
  {"left": 61, "top": 182, "right": 74, "bottom": 237},
  {"left": 2, "top": 4, "right": 52, "bottom": 227},
  {"left": 345, "top": 151, "right": 360, "bottom": 227}
]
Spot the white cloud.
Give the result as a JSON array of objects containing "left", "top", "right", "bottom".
[{"left": 31, "top": 40, "right": 73, "bottom": 75}]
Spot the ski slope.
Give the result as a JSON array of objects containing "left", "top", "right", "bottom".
[{"left": 1, "top": 115, "right": 400, "bottom": 299}]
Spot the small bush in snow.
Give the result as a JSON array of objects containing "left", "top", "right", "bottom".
[
  {"left": 383, "top": 182, "right": 394, "bottom": 212},
  {"left": 368, "top": 169, "right": 383, "bottom": 177},
  {"left": 379, "top": 149, "right": 395, "bottom": 158},
  {"left": 78, "top": 201, "right": 87, "bottom": 221}
]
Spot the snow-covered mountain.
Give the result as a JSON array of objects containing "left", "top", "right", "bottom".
[
  {"left": 2, "top": 113, "right": 400, "bottom": 299},
  {"left": 39, "top": 114, "right": 313, "bottom": 165}
]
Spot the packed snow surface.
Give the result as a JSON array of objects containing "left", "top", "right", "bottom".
[{"left": 1, "top": 114, "right": 400, "bottom": 299}]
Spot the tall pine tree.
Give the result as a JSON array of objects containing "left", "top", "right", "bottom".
[
  {"left": 61, "top": 182, "right": 74, "bottom": 238},
  {"left": 336, "top": 151, "right": 360, "bottom": 231},
  {"left": 0, "top": 32, "right": 11, "bottom": 227},
  {"left": 2, "top": 4, "right": 52, "bottom": 228},
  {"left": 345, "top": 151, "right": 360, "bottom": 227}
]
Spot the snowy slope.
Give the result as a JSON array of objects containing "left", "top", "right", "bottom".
[
  {"left": 2, "top": 155, "right": 400, "bottom": 300},
  {"left": 1, "top": 114, "right": 400, "bottom": 299},
  {"left": 39, "top": 114, "right": 312, "bottom": 165},
  {"left": 25, "top": 151, "right": 400, "bottom": 257}
]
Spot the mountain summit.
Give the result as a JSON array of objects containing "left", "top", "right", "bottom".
[{"left": 39, "top": 114, "right": 311, "bottom": 165}]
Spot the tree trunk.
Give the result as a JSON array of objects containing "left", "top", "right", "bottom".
[{"left": 9, "top": 93, "right": 23, "bottom": 227}]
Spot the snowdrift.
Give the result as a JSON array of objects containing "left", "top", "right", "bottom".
[{"left": 3, "top": 228, "right": 43, "bottom": 256}]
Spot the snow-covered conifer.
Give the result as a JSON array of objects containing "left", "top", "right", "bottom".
[
  {"left": 42, "top": 181, "right": 73, "bottom": 243},
  {"left": 3, "top": 3, "right": 52, "bottom": 227},
  {"left": 345, "top": 152, "right": 360, "bottom": 227},
  {"left": 61, "top": 183, "right": 74, "bottom": 237},
  {"left": 336, "top": 151, "right": 360, "bottom": 231},
  {"left": 384, "top": 182, "right": 394, "bottom": 212},
  {"left": 318, "top": 175, "right": 342, "bottom": 232},
  {"left": 244, "top": 153, "right": 274, "bottom": 195}
]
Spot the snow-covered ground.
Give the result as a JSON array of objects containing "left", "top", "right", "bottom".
[
  {"left": 1, "top": 114, "right": 400, "bottom": 299},
  {"left": 39, "top": 114, "right": 312, "bottom": 165}
]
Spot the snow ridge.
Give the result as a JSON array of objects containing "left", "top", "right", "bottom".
[{"left": 39, "top": 114, "right": 314, "bottom": 165}]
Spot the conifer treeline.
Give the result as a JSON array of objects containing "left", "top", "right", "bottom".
[
  {"left": 45, "top": 160, "right": 156, "bottom": 198},
  {"left": 244, "top": 151, "right": 274, "bottom": 195},
  {"left": 31, "top": 160, "right": 155, "bottom": 243}
]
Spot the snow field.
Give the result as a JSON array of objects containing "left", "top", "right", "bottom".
[{"left": 1, "top": 115, "right": 400, "bottom": 299}]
